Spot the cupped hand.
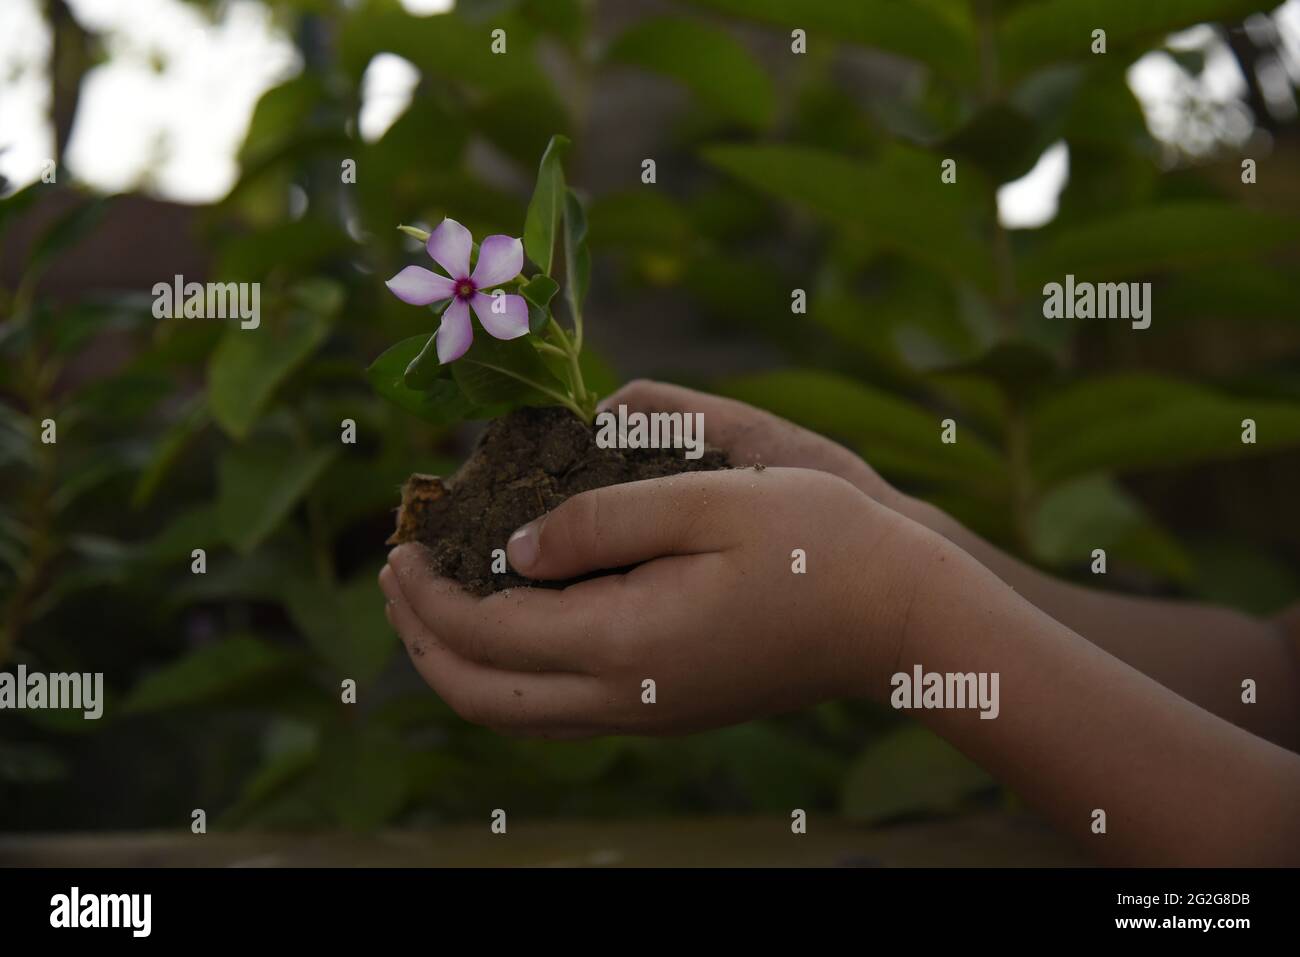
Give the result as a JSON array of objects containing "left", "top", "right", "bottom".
[
  {"left": 379, "top": 467, "right": 946, "bottom": 737},
  {"left": 599, "top": 379, "right": 900, "bottom": 506}
]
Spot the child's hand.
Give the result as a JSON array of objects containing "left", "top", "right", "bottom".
[
  {"left": 600, "top": 379, "right": 900, "bottom": 506},
  {"left": 379, "top": 467, "right": 946, "bottom": 736}
]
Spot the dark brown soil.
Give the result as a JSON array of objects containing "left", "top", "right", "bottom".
[{"left": 388, "top": 406, "right": 730, "bottom": 594}]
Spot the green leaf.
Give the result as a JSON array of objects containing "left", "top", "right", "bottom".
[
  {"left": 563, "top": 188, "right": 590, "bottom": 319},
  {"left": 285, "top": 571, "right": 396, "bottom": 684},
  {"left": 523, "top": 134, "right": 571, "bottom": 275},
  {"left": 238, "top": 74, "right": 325, "bottom": 168},
  {"left": 588, "top": 189, "right": 692, "bottom": 250},
  {"left": 219, "top": 732, "right": 320, "bottom": 828},
  {"left": 577, "top": 346, "right": 621, "bottom": 400},
  {"left": 939, "top": 103, "right": 1053, "bottom": 184},
  {"left": 123, "top": 635, "right": 297, "bottom": 714},
  {"left": 679, "top": 0, "right": 977, "bottom": 83},
  {"left": 1000, "top": 0, "right": 1265, "bottom": 82},
  {"left": 605, "top": 16, "right": 775, "bottom": 129},
  {"left": 289, "top": 277, "right": 345, "bottom": 317},
  {"left": 318, "top": 725, "right": 409, "bottom": 830},
  {"left": 513, "top": 738, "right": 629, "bottom": 785},
  {"left": 1022, "top": 204, "right": 1300, "bottom": 288},
  {"left": 526, "top": 302, "right": 551, "bottom": 335},
  {"left": 217, "top": 443, "right": 337, "bottom": 554},
  {"left": 695, "top": 725, "right": 844, "bottom": 811},
  {"left": 132, "top": 397, "right": 211, "bottom": 508},
  {"left": 702, "top": 144, "right": 995, "bottom": 291},
  {"left": 452, "top": 334, "right": 567, "bottom": 407},
  {"left": 1160, "top": 265, "right": 1299, "bottom": 324},
  {"left": 140, "top": 504, "right": 222, "bottom": 563},
  {"left": 841, "top": 725, "right": 993, "bottom": 824},
  {"left": 0, "top": 182, "right": 42, "bottom": 236},
  {"left": 368, "top": 335, "right": 504, "bottom": 425},
  {"left": 337, "top": 7, "right": 545, "bottom": 92},
  {"left": 519, "top": 274, "right": 560, "bottom": 309},
  {"left": 208, "top": 312, "right": 331, "bottom": 440},
  {"left": 1031, "top": 475, "right": 1194, "bottom": 582},
  {"left": 717, "top": 369, "right": 1007, "bottom": 489},
  {"left": 215, "top": 220, "right": 352, "bottom": 283},
  {"left": 403, "top": 330, "right": 447, "bottom": 390},
  {"left": 1029, "top": 375, "right": 1300, "bottom": 487},
  {"left": 932, "top": 340, "right": 1061, "bottom": 404},
  {"left": 470, "top": 86, "right": 571, "bottom": 168}
]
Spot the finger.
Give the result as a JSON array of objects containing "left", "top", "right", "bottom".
[
  {"left": 506, "top": 470, "right": 741, "bottom": 580},
  {"left": 379, "top": 565, "right": 607, "bottom": 731},
  {"left": 601, "top": 378, "right": 854, "bottom": 472},
  {"left": 599, "top": 379, "right": 760, "bottom": 456},
  {"left": 386, "top": 544, "right": 619, "bottom": 674}
]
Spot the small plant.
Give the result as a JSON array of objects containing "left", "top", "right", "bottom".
[{"left": 369, "top": 135, "right": 596, "bottom": 423}]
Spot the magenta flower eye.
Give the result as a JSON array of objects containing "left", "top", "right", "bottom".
[{"left": 385, "top": 217, "right": 529, "bottom": 363}]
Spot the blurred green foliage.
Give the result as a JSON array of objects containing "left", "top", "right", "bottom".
[{"left": 2, "top": 0, "right": 1298, "bottom": 832}]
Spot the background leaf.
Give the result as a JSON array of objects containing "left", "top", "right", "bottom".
[
  {"left": 285, "top": 571, "right": 395, "bottom": 684},
  {"left": 124, "top": 636, "right": 298, "bottom": 714},
  {"left": 841, "top": 725, "right": 993, "bottom": 824},
  {"left": 605, "top": 16, "right": 775, "bottom": 129},
  {"left": 1000, "top": 0, "right": 1266, "bottom": 81},
  {"left": 1023, "top": 204, "right": 1300, "bottom": 287},
  {"left": 719, "top": 369, "right": 1008, "bottom": 489},
  {"left": 1029, "top": 376, "right": 1300, "bottom": 486},
  {"left": 679, "top": 0, "right": 978, "bottom": 83},
  {"left": 702, "top": 143, "right": 996, "bottom": 290},
  {"left": 217, "top": 444, "right": 337, "bottom": 554},
  {"left": 208, "top": 312, "right": 331, "bottom": 440}
]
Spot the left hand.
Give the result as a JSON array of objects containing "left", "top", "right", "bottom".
[{"left": 379, "top": 466, "right": 947, "bottom": 737}]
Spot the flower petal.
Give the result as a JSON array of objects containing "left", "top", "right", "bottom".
[
  {"left": 426, "top": 218, "right": 473, "bottom": 279},
  {"left": 436, "top": 298, "right": 474, "bottom": 363},
  {"left": 471, "top": 292, "right": 530, "bottom": 340},
  {"left": 471, "top": 234, "right": 524, "bottom": 288},
  {"left": 385, "top": 266, "right": 456, "bottom": 306}
]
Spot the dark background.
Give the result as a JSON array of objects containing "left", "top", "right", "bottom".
[{"left": 2, "top": 0, "right": 1298, "bottom": 846}]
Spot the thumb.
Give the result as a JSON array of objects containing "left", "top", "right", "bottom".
[{"left": 506, "top": 472, "right": 731, "bottom": 580}]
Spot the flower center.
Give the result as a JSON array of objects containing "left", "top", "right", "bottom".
[{"left": 455, "top": 279, "right": 475, "bottom": 299}]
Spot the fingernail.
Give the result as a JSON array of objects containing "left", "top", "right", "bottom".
[
  {"left": 507, "top": 520, "right": 540, "bottom": 572},
  {"left": 595, "top": 397, "right": 612, "bottom": 415}
]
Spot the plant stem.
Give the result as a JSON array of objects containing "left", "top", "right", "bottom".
[
  {"left": 533, "top": 340, "right": 567, "bottom": 359},
  {"left": 472, "top": 359, "right": 586, "bottom": 420},
  {"left": 545, "top": 315, "right": 592, "bottom": 419}
]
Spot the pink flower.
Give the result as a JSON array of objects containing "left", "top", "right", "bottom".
[{"left": 385, "top": 218, "right": 529, "bottom": 363}]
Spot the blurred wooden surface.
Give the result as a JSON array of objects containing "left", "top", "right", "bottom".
[{"left": 0, "top": 811, "right": 1085, "bottom": 867}]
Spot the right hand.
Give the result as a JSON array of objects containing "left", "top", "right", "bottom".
[{"left": 599, "top": 379, "right": 901, "bottom": 506}]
